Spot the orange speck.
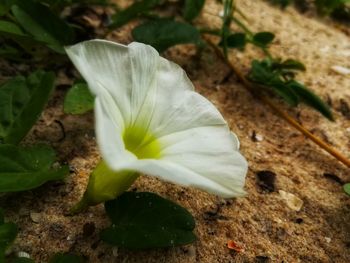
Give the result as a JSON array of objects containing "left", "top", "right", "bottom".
[{"left": 227, "top": 240, "right": 244, "bottom": 253}]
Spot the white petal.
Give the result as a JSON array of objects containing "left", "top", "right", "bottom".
[
  {"left": 94, "top": 97, "right": 136, "bottom": 168},
  {"left": 118, "top": 158, "right": 246, "bottom": 198},
  {"left": 65, "top": 40, "right": 131, "bottom": 127},
  {"left": 148, "top": 58, "right": 228, "bottom": 138},
  {"left": 158, "top": 126, "right": 247, "bottom": 197},
  {"left": 128, "top": 42, "right": 159, "bottom": 128}
]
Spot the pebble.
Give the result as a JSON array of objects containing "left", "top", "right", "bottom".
[
  {"left": 331, "top": 65, "right": 350, "bottom": 75},
  {"left": 325, "top": 237, "right": 331, "bottom": 243},
  {"left": 112, "top": 247, "right": 118, "bottom": 257},
  {"left": 279, "top": 190, "right": 303, "bottom": 211},
  {"left": 30, "top": 212, "right": 41, "bottom": 223},
  {"left": 187, "top": 246, "right": 196, "bottom": 257},
  {"left": 17, "top": 251, "right": 30, "bottom": 258}
]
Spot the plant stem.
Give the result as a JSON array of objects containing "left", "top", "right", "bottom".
[
  {"left": 231, "top": 15, "right": 253, "bottom": 36},
  {"left": 203, "top": 35, "right": 350, "bottom": 168},
  {"left": 199, "top": 28, "right": 221, "bottom": 36}
]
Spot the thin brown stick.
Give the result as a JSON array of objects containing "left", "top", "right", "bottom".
[{"left": 203, "top": 35, "right": 350, "bottom": 168}]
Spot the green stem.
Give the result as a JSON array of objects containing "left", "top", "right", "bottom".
[
  {"left": 231, "top": 16, "right": 253, "bottom": 36},
  {"left": 199, "top": 28, "right": 221, "bottom": 36}
]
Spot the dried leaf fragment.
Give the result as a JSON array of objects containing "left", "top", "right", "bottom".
[{"left": 227, "top": 240, "right": 245, "bottom": 252}]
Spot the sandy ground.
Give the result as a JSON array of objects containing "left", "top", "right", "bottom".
[{"left": 1, "top": 0, "right": 350, "bottom": 262}]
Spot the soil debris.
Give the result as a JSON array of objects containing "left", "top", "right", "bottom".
[
  {"left": 256, "top": 170, "right": 276, "bottom": 193},
  {"left": 227, "top": 240, "right": 245, "bottom": 253},
  {"left": 338, "top": 99, "right": 350, "bottom": 120}
]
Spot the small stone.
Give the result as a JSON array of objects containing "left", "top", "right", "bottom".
[
  {"left": 331, "top": 65, "right": 350, "bottom": 75},
  {"left": 30, "top": 212, "right": 41, "bottom": 223},
  {"left": 255, "top": 134, "right": 264, "bottom": 141},
  {"left": 325, "top": 237, "right": 331, "bottom": 243},
  {"left": 187, "top": 246, "right": 196, "bottom": 257},
  {"left": 17, "top": 251, "right": 30, "bottom": 258},
  {"left": 279, "top": 190, "right": 303, "bottom": 211},
  {"left": 112, "top": 247, "right": 118, "bottom": 257},
  {"left": 251, "top": 131, "right": 264, "bottom": 142}
]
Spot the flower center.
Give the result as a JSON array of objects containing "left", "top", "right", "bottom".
[{"left": 123, "top": 125, "right": 161, "bottom": 159}]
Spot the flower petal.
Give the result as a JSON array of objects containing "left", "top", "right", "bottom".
[
  {"left": 94, "top": 97, "right": 136, "bottom": 167},
  {"left": 148, "top": 57, "right": 228, "bottom": 138},
  {"left": 65, "top": 40, "right": 131, "bottom": 128}
]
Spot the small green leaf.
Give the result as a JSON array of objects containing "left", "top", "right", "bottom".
[
  {"left": 287, "top": 80, "right": 334, "bottom": 120},
  {"left": 111, "top": 0, "right": 160, "bottom": 28},
  {"left": 249, "top": 59, "right": 276, "bottom": 84},
  {"left": 0, "top": 0, "right": 14, "bottom": 16},
  {"left": 49, "top": 253, "right": 85, "bottom": 263},
  {"left": 273, "top": 82, "right": 299, "bottom": 106},
  {"left": 275, "top": 59, "right": 306, "bottom": 71},
  {"left": 0, "top": 209, "right": 4, "bottom": 224},
  {"left": 132, "top": 19, "right": 202, "bottom": 52},
  {"left": 248, "top": 59, "right": 332, "bottom": 115},
  {"left": 64, "top": 83, "right": 94, "bottom": 115},
  {"left": 315, "top": 0, "right": 350, "bottom": 15},
  {"left": 0, "top": 20, "right": 27, "bottom": 38},
  {"left": 252, "top": 32, "right": 275, "bottom": 47},
  {"left": 183, "top": 0, "right": 205, "bottom": 21},
  {"left": 0, "top": 221, "right": 17, "bottom": 259},
  {"left": 0, "top": 70, "right": 55, "bottom": 144},
  {"left": 0, "top": 44, "right": 22, "bottom": 60},
  {"left": 0, "top": 144, "right": 68, "bottom": 192},
  {"left": 12, "top": 258, "right": 35, "bottom": 263},
  {"left": 101, "top": 192, "right": 196, "bottom": 249},
  {"left": 11, "top": 0, "right": 75, "bottom": 53},
  {"left": 225, "top": 32, "right": 246, "bottom": 49},
  {"left": 344, "top": 183, "right": 350, "bottom": 196}
]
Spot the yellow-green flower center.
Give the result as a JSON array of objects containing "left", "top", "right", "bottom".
[{"left": 123, "top": 125, "right": 161, "bottom": 159}]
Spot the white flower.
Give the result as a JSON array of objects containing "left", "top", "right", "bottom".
[{"left": 66, "top": 39, "right": 247, "bottom": 205}]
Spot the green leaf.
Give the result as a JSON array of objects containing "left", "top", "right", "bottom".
[
  {"left": 0, "top": 0, "right": 14, "bottom": 16},
  {"left": 49, "top": 253, "right": 85, "bottom": 263},
  {"left": 0, "top": 71, "right": 55, "bottom": 144},
  {"left": 344, "top": 183, "right": 350, "bottom": 196},
  {"left": 0, "top": 144, "right": 68, "bottom": 192},
  {"left": 12, "top": 258, "right": 35, "bottom": 263},
  {"left": 315, "top": 0, "right": 350, "bottom": 15},
  {"left": 183, "top": 0, "right": 205, "bottom": 21},
  {"left": 0, "top": 222, "right": 17, "bottom": 259},
  {"left": 225, "top": 32, "right": 246, "bottom": 49},
  {"left": 0, "top": 44, "right": 22, "bottom": 60},
  {"left": 101, "top": 192, "right": 196, "bottom": 249},
  {"left": 111, "top": 0, "right": 160, "bottom": 28},
  {"left": 252, "top": 32, "right": 275, "bottom": 47},
  {"left": 288, "top": 80, "right": 334, "bottom": 120},
  {"left": 0, "top": 209, "right": 4, "bottom": 225},
  {"left": 249, "top": 59, "right": 276, "bottom": 84},
  {"left": 273, "top": 82, "right": 299, "bottom": 106},
  {"left": 132, "top": 19, "right": 202, "bottom": 52},
  {"left": 11, "top": 0, "right": 75, "bottom": 53},
  {"left": 0, "top": 20, "right": 27, "bottom": 38},
  {"left": 275, "top": 59, "right": 306, "bottom": 71},
  {"left": 64, "top": 83, "right": 94, "bottom": 115}
]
